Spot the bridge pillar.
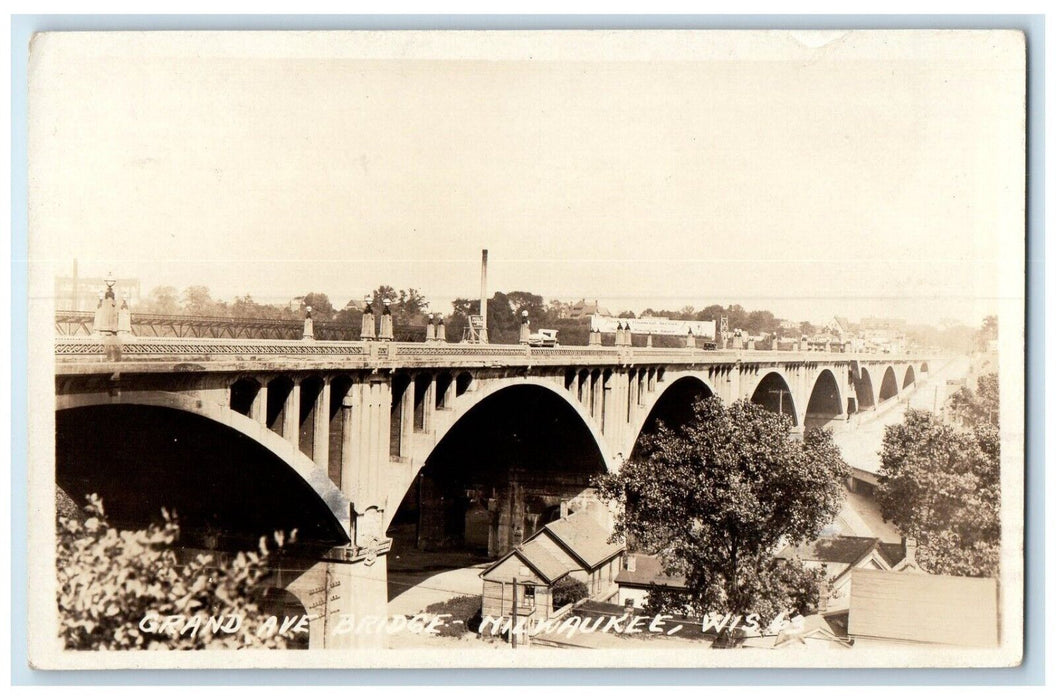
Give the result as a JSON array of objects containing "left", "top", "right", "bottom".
[
  {"left": 283, "top": 380, "right": 301, "bottom": 449},
  {"left": 399, "top": 376, "right": 414, "bottom": 459},
  {"left": 250, "top": 382, "right": 268, "bottom": 426},
  {"left": 312, "top": 380, "right": 331, "bottom": 471},
  {"left": 441, "top": 374, "right": 456, "bottom": 407},
  {"left": 729, "top": 363, "right": 742, "bottom": 402},
  {"left": 422, "top": 374, "right": 436, "bottom": 434}
]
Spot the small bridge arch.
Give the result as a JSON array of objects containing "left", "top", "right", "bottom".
[
  {"left": 903, "top": 364, "right": 917, "bottom": 389},
  {"left": 629, "top": 373, "right": 716, "bottom": 458},
  {"left": 749, "top": 370, "right": 798, "bottom": 425},
  {"left": 878, "top": 365, "right": 900, "bottom": 403}
]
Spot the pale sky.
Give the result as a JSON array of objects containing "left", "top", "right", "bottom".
[{"left": 28, "top": 30, "right": 1025, "bottom": 325}]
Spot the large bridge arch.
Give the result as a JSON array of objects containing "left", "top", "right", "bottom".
[
  {"left": 386, "top": 378, "right": 611, "bottom": 559},
  {"left": 749, "top": 370, "right": 798, "bottom": 425},
  {"left": 56, "top": 390, "right": 350, "bottom": 548},
  {"left": 439, "top": 376, "right": 616, "bottom": 472},
  {"left": 629, "top": 374, "right": 716, "bottom": 459},
  {"left": 804, "top": 368, "right": 845, "bottom": 429}
]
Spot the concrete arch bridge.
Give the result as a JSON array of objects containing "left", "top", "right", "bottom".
[{"left": 53, "top": 336, "right": 936, "bottom": 648}]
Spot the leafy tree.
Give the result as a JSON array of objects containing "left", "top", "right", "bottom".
[
  {"left": 977, "top": 315, "right": 998, "bottom": 352},
  {"left": 368, "top": 286, "right": 430, "bottom": 327},
  {"left": 141, "top": 286, "right": 181, "bottom": 315},
  {"left": 299, "top": 292, "right": 335, "bottom": 321},
  {"left": 947, "top": 373, "right": 999, "bottom": 428},
  {"left": 617, "top": 310, "right": 637, "bottom": 319},
  {"left": 181, "top": 285, "right": 218, "bottom": 316},
  {"left": 876, "top": 409, "right": 1000, "bottom": 577},
  {"left": 595, "top": 397, "right": 848, "bottom": 625},
  {"left": 57, "top": 494, "right": 297, "bottom": 650},
  {"left": 422, "top": 595, "right": 482, "bottom": 637},
  {"left": 506, "top": 291, "right": 547, "bottom": 322},
  {"left": 746, "top": 310, "right": 780, "bottom": 336},
  {"left": 551, "top": 577, "right": 589, "bottom": 608},
  {"left": 448, "top": 292, "right": 524, "bottom": 343}
]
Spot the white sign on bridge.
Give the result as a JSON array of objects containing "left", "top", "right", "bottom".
[{"left": 591, "top": 314, "right": 716, "bottom": 339}]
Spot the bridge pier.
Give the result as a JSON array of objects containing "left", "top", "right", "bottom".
[
  {"left": 283, "top": 381, "right": 300, "bottom": 449},
  {"left": 284, "top": 556, "right": 388, "bottom": 649},
  {"left": 311, "top": 380, "right": 331, "bottom": 471}
]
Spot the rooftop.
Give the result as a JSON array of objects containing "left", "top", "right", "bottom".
[
  {"left": 614, "top": 552, "right": 688, "bottom": 590},
  {"left": 848, "top": 569, "right": 998, "bottom": 646},
  {"left": 531, "top": 509, "right": 624, "bottom": 570}
]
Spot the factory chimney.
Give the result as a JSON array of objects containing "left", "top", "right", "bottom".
[{"left": 479, "top": 249, "right": 489, "bottom": 343}]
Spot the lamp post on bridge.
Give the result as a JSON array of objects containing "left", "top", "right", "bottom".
[{"left": 361, "top": 295, "right": 376, "bottom": 341}]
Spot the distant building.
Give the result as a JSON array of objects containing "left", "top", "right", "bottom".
[
  {"left": 567, "top": 299, "right": 611, "bottom": 320},
  {"left": 832, "top": 316, "right": 857, "bottom": 337},
  {"left": 860, "top": 317, "right": 906, "bottom": 332},
  {"left": 776, "top": 535, "right": 921, "bottom": 612},
  {"left": 55, "top": 268, "right": 141, "bottom": 312},
  {"left": 479, "top": 508, "right": 623, "bottom": 629}
]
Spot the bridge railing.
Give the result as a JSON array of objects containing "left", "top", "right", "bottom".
[{"left": 54, "top": 333, "right": 933, "bottom": 369}]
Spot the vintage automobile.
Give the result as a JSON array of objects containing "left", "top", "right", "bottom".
[{"left": 527, "top": 328, "right": 559, "bottom": 347}]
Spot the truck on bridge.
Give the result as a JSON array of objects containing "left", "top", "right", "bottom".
[{"left": 527, "top": 329, "right": 559, "bottom": 348}]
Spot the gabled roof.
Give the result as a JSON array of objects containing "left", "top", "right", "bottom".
[
  {"left": 778, "top": 536, "right": 880, "bottom": 565},
  {"left": 778, "top": 535, "right": 905, "bottom": 580},
  {"left": 480, "top": 540, "right": 572, "bottom": 585},
  {"left": 877, "top": 542, "right": 910, "bottom": 568},
  {"left": 527, "top": 509, "right": 624, "bottom": 570},
  {"left": 848, "top": 569, "right": 998, "bottom": 646}
]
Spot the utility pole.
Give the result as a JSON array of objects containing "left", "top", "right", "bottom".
[
  {"left": 768, "top": 388, "right": 789, "bottom": 415},
  {"left": 510, "top": 577, "right": 518, "bottom": 649}
]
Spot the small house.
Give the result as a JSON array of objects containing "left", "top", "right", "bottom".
[
  {"left": 776, "top": 535, "right": 921, "bottom": 612},
  {"left": 479, "top": 509, "right": 623, "bottom": 629}
]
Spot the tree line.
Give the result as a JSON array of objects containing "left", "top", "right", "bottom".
[{"left": 136, "top": 285, "right": 815, "bottom": 343}]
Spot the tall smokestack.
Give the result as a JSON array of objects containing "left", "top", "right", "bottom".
[{"left": 479, "top": 249, "right": 489, "bottom": 343}]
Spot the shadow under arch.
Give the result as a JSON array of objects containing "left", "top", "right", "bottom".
[
  {"left": 854, "top": 367, "right": 877, "bottom": 412},
  {"left": 804, "top": 368, "right": 844, "bottom": 429},
  {"left": 385, "top": 382, "right": 609, "bottom": 589},
  {"left": 749, "top": 371, "right": 798, "bottom": 425},
  {"left": 903, "top": 364, "right": 917, "bottom": 389},
  {"left": 878, "top": 366, "right": 900, "bottom": 402},
  {"left": 630, "top": 375, "right": 715, "bottom": 459},
  {"left": 55, "top": 392, "right": 350, "bottom": 551}
]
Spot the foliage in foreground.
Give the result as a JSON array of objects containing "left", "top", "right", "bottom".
[
  {"left": 551, "top": 576, "right": 589, "bottom": 608},
  {"left": 57, "top": 494, "right": 294, "bottom": 650},
  {"left": 877, "top": 401, "right": 1000, "bottom": 578},
  {"left": 422, "top": 595, "right": 483, "bottom": 637},
  {"left": 595, "top": 397, "right": 848, "bottom": 623}
]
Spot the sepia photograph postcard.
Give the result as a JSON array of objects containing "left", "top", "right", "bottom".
[{"left": 23, "top": 27, "right": 1027, "bottom": 671}]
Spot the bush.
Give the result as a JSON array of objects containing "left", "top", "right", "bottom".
[
  {"left": 57, "top": 493, "right": 296, "bottom": 650},
  {"left": 422, "top": 594, "right": 482, "bottom": 637},
  {"left": 551, "top": 577, "right": 588, "bottom": 608}
]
